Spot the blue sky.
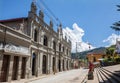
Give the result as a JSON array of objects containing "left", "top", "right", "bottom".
[{"left": 1, "top": 0, "right": 120, "bottom": 52}]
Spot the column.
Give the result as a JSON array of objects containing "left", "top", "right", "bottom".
[
  {"left": 7, "top": 55, "right": 14, "bottom": 82},
  {"left": 55, "top": 56, "right": 58, "bottom": 72},
  {"left": 37, "top": 52, "right": 40, "bottom": 76},
  {"left": 60, "top": 58, "right": 63, "bottom": 71},
  {"left": 27, "top": 55, "right": 32, "bottom": 78},
  {"left": 64, "top": 59, "right": 66, "bottom": 71},
  {"left": 49, "top": 55, "right": 52, "bottom": 74},
  {"left": 17, "top": 56, "right": 22, "bottom": 80},
  {"left": 39, "top": 52, "right": 43, "bottom": 75},
  {"left": 47, "top": 54, "right": 50, "bottom": 74},
  {"left": 36, "top": 53, "right": 39, "bottom": 77},
  {"left": 0, "top": 54, "right": 3, "bottom": 75},
  {"left": 25, "top": 57, "right": 30, "bottom": 78}
]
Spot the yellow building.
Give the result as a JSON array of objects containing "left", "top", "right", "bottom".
[
  {"left": 87, "top": 47, "right": 106, "bottom": 63},
  {"left": 87, "top": 53, "right": 105, "bottom": 63}
]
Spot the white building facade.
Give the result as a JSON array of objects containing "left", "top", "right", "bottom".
[{"left": 0, "top": 2, "right": 72, "bottom": 82}]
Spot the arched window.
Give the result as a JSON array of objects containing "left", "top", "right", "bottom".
[
  {"left": 59, "top": 43, "right": 61, "bottom": 52},
  {"left": 53, "top": 41, "right": 56, "bottom": 50},
  {"left": 34, "top": 29, "right": 38, "bottom": 42},
  {"left": 43, "top": 35, "right": 48, "bottom": 46},
  {"left": 66, "top": 49, "right": 68, "bottom": 55},
  {"left": 63, "top": 46, "right": 64, "bottom": 52}
]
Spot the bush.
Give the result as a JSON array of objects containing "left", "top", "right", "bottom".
[{"left": 114, "top": 57, "right": 120, "bottom": 63}]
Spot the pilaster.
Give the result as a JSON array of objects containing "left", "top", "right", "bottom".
[
  {"left": 7, "top": 55, "right": 14, "bottom": 82},
  {"left": 17, "top": 56, "right": 22, "bottom": 80},
  {"left": 0, "top": 54, "right": 3, "bottom": 75},
  {"left": 39, "top": 52, "right": 43, "bottom": 75}
]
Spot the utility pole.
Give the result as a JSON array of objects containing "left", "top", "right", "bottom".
[{"left": 76, "top": 42, "right": 82, "bottom": 68}]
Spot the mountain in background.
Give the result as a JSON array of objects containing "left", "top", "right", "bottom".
[{"left": 71, "top": 47, "right": 106, "bottom": 59}]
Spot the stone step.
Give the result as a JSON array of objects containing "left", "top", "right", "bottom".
[
  {"left": 96, "top": 68, "right": 104, "bottom": 83},
  {"left": 97, "top": 68, "right": 110, "bottom": 83},
  {"left": 101, "top": 68, "right": 120, "bottom": 83},
  {"left": 102, "top": 68, "right": 120, "bottom": 77},
  {"left": 99, "top": 68, "right": 116, "bottom": 83}
]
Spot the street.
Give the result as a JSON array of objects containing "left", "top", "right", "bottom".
[{"left": 27, "top": 68, "right": 88, "bottom": 83}]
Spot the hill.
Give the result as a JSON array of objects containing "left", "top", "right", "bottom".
[{"left": 71, "top": 47, "right": 106, "bottom": 59}]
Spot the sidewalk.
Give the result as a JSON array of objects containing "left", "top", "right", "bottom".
[{"left": 11, "top": 68, "right": 88, "bottom": 83}]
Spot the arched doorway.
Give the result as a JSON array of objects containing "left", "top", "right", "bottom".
[
  {"left": 21, "top": 57, "right": 26, "bottom": 79},
  {"left": 52, "top": 57, "right": 55, "bottom": 72},
  {"left": 58, "top": 59, "right": 61, "bottom": 72},
  {"left": 12, "top": 56, "right": 19, "bottom": 80},
  {"left": 67, "top": 60, "right": 69, "bottom": 70},
  {"left": 0, "top": 55, "right": 10, "bottom": 82},
  {"left": 63, "top": 60, "right": 64, "bottom": 71},
  {"left": 42, "top": 55, "right": 47, "bottom": 74},
  {"left": 32, "top": 53, "right": 36, "bottom": 76}
]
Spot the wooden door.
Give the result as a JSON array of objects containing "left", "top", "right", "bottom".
[
  {"left": 21, "top": 57, "right": 26, "bottom": 79},
  {"left": 12, "top": 56, "right": 19, "bottom": 80},
  {"left": 0, "top": 55, "right": 10, "bottom": 82}
]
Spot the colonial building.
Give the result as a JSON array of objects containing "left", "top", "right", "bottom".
[
  {"left": 0, "top": 2, "right": 71, "bottom": 82},
  {"left": 87, "top": 47, "right": 106, "bottom": 63}
]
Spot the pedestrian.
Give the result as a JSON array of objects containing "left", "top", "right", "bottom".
[
  {"left": 88, "top": 61, "right": 94, "bottom": 80},
  {"left": 89, "top": 61, "right": 94, "bottom": 72}
]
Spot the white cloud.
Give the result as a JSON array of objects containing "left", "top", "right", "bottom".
[
  {"left": 103, "top": 33, "right": 120, "bottom": 46},
  {"left": 63, "top": 23, "right": 95, "bottom": 53}
]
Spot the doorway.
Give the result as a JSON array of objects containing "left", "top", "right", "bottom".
[
  {"left": 58, "top": 59, "right": 61, "bottom": 72},
  {"left": 32, "top": 53, "right": 36, "bottom": 76},
  {"left": 12, "top": 56, "right": 19, "bottom": 80},
  {"left": 42, "top": 55, "right": 47, "bottom": 74},
  {"left": 52, "top": 57, "right": 55, "bottom": 72},
  {"left": 21, "top": 57, "right": 26, "bottom": 79},
  {"left": 0, "top": 55, "right": 10, "bottom": 82},
  {"left": 63, "top": 60, "right": 64, "bottom": 71}
]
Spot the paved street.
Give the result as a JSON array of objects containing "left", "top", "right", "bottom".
[{"left": 26, "top": 68, "right": 88, "bottom": 83}]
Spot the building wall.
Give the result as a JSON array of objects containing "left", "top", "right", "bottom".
[
  {"left": 87, "top": 54, "right": 103, "bottom": 62},
  {"left": 0, "top": 2, "right": 72, "bottom": 82}
]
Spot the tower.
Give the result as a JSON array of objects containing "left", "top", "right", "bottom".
[{"left": 57, "top": 24, "right": 63, "bottom": 40}]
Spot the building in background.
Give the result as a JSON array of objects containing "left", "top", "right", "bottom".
[
  {"left": 0, "top": 2, "right": 71, "bottom": 82},
  {"left": 86, "top": 47, "right": 106, "bottom": 63}
]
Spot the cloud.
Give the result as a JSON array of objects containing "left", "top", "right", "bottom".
[
  {"left": 103, "top": 33, "right": 120, "bottom": 46},
  {"left": 63, "top": 23, "right": 95, "bottom": 53}
]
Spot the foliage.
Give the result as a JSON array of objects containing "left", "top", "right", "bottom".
[
  {"left": 106, "top": 45, "right": 115, "bottom": 57},
  {"left": 114, "top": 55, "right": 120, "bottom": 63}
]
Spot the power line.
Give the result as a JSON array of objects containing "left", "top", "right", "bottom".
[
  {"left": 40, "top": 0, "right": 61, "bottom": 24},
  {"left": 36, "top": 0, "right": 59, "bottom": 27},
  {"left": 37, "top": 0, "right": 66, "bottom": 27}
]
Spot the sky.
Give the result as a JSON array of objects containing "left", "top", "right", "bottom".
[{"left": 0, "top": 0, "right": 120, "bottom": 53}]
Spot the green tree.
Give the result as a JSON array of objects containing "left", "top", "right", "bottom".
[{"left": 106, "top": 46, "right": 115, "bottom": 61}]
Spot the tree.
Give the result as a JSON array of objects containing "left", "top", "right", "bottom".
[{"left": 106, "top": 46, "right": 115, "bottom": 61}]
